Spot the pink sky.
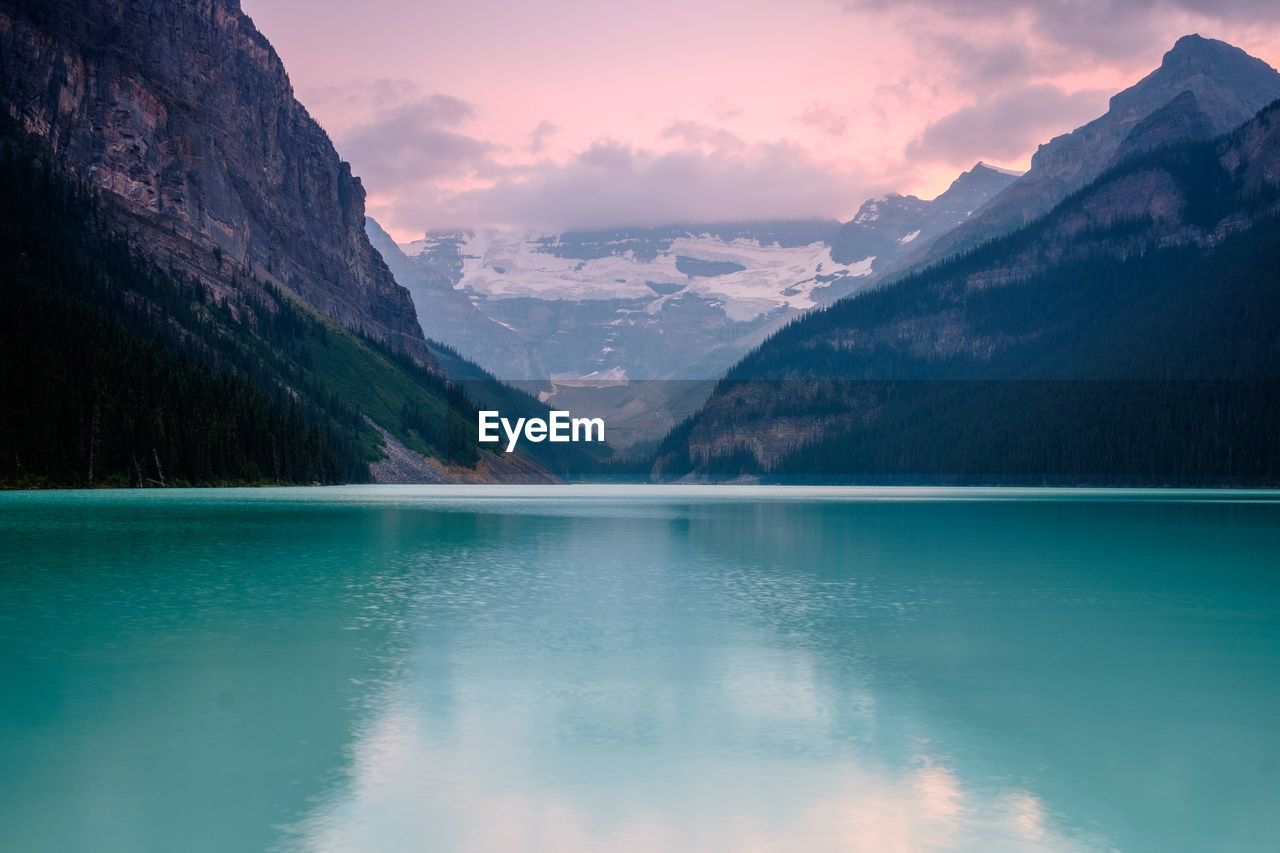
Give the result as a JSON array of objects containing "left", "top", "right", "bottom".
[{"left": 241, "top": 0, "right": 1280, "bottom": 240}]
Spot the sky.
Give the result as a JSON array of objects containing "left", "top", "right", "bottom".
[{"left": 240, "top": 0, "right": 1280, "bottom": 240}]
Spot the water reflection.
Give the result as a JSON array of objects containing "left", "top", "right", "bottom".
[
  {"left": 3, "top": 489, "right": 1277, "bottom": 853},
  {"left": 291, "top": 694, "right": 1101, "bottom": 852},
  {"left": 282, "top": 498, "right": 1175, "bottom": 852}
]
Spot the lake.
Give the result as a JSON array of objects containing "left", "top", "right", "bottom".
[{"left": 1, "top": 486, "right": 1278, "bottom": 852}]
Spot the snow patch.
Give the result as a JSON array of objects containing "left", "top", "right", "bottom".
[
  {"left": 417, "top": 229, "right": 859, "bottom": 322},
  {"left": 846, "top": 256, "right": 875, "bottom": 277},
  {"left": 853, "top": 202, "right": 880, "bottom": 224},
  {"left": 976, "top": 161, "right": 1024, "bottom": 178},
  {"left": 550, "top": 367, "right": 629, "bottom": 382}
]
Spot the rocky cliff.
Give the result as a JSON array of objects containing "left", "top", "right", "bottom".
[{"left": 0, "top": 0, "right": 429, "bottom": 362}]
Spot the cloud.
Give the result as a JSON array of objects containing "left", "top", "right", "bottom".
[
  {"left": 528, "top": 120, "right": 558, "bottom": 154},
  {"left": 400, "top": 139, "right": 878, "bottom": 232},
  {"left": 332, "top": 3, "right": 1280, "bottom": 237},
  {"left": 916, "top": 32, "right": 1045, "bottom": 90},
  {"left": 576, "top": 140, "right": 634, "bottom": 171},
  {"left": 797, "top": 102, "right": 849, "bottom": 137},
  {"left": 333, "top": 93, "right": 498, "bottom": 186},
  {"left": 659, "top": 120, "right": 747, "bottom": 151},
  {"left": 840, "top": 0, "right": 1280, "bottom": 65},
  {"left": 905, "top": 85, "right": 1109, "bottom": 164},
  {"left": 709, "top": 97, "right": 744, "bottom": 121},
  {"left": 300, "top": 77, "right": 421, "bottom": 120}
]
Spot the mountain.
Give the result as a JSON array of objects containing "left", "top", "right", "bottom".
[
  {"left": 386, "top": 169, "right": 1021, "bottom": 386},
  {"left": 0, "top": 0, "right": 430, "bottom": 363},
  {"left": 0, "top": 0, "right": 608, "bottom": 485},
  {"left": 653, "top": 94, "right": 1280, "bottom": 484},
  {"left": 1110, "top": 90, "right": 1218, "bottom": 164},
  {"left": 364, "top": 219, "right": 537, "bottom": 377},
  {"left": 908, "top": 34, "right": 1280, "bottom": 270},
  {"left": 827, "top": 162, "right": 1021, "bottom": 278},
  {"left": 390, "top": 221, "right": 857, "bottom": 381},
  {"left": 382, "top": 220, "right": 860, "bottom": 450},
  {"left": 374, "top": 171, "right": 1021, "bottom": 449},
  {"left": 376, "top": 34, "right": 1278, "bottom": 404}
]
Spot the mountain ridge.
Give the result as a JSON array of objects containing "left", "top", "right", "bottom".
[{"left": 900, "top": 33, "right": 1280, "bottom": 274}]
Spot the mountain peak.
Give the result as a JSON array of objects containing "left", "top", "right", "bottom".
[
  {"left": 1165, "top": 33, "right": 1250, "bottom": 65},
  {"left": 972, "top": 161, "right": 1024, "bottom": 178},
  {"left": 939, "top": 162, "right": 1022, "bottom": 199},
  {"left": 1109, "top": 34, "right": 1280, "bottom": 130},
  {"left": 899, "top": 35, "right": 1280, "bottom": 273},
  {"left": 1157, "top": 33, "right": 1280, "bottom": 84}
]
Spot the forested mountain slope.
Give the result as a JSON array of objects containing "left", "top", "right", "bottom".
[{"left": 655, "top": 100, "right": 1280, "bottom": 485}]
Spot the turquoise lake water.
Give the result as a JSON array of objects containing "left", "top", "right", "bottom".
[{"left": 1, "top": 486, "right": 1278, "bottom": 852}]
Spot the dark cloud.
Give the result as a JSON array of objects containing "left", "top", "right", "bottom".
[
  {"left": 919, "top": 33, "right": 1044, "bottom": 90},
  {"left": 905, "top": 84, "right": 1108, "bottom": 163},
  {"left": 408, "top": 140, "right": 878, "bottom": 232},
  {"left": 840, "top": 0, "right": 1280, "bottom": 23},
  {"left": 841, "top": 0, "right": 1280, "bottom": 64}
]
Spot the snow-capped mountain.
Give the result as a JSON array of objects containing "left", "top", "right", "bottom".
[
  {"left": 414, "top": 230, "right": 870, "bottom": 319},
  {"left": 381, "top": 166, "right": 1019, "bottom": 385},
  {"left": 826, "top": 162, "right": 1021, "bottom": 284},
  {"left": 365, "top": 219, "right": 535, "bottom": 376},
  {"left": 366, "top": 166, "right": 1020, "bottom": 447},
  {"left": 387, "top": 220, "right": 872, "bottom": 381}
]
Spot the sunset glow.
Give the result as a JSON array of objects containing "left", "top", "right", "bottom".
[{"left": 241, "top": 0, "right": 1280, "bottom": 239}]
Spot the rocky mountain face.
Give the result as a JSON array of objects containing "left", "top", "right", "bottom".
[
  {"left": 365, "top": 219, "right": 534, "bottom": 375},
  {"left": 0, "top": 0, "right": 429, "bottom": 362},
  {"left": 0, "top": 0, "right": 616, "bottom": 484},
  {"left": 911, "top": 34, "right": 1280, "bottom": 268},
  {"left": 1110, "top": 90, "right": 1217, "bottom": 163},
  {"left": 827, "top": 162, "right": 1020, "bottom": 273}
]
